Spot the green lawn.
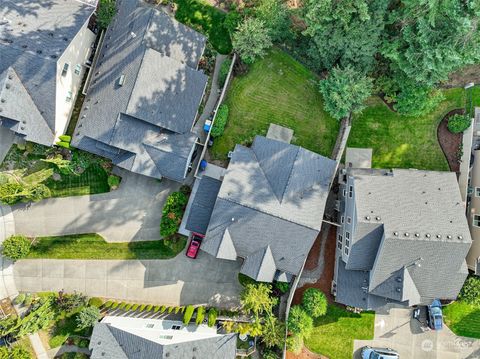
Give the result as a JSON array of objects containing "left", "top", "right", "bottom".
[
  {"left": 348, "top": 87, "right": 480, "bottom": 171},
  {"left": 27, "top": 233, "right": 187, "bottom": 260},
  {"left": 211, "top": 48, "right": 340, "bottom": 160},
  {"left": 304, "top": 305, "right": 375, "bottom": 359},
  {"left": 174, "top": 0, "right": 232, "bottom": 54},
  {"left": 443, "top": 301, "right": 480, "bottom": 339}
]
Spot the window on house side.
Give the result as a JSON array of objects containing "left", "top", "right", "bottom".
[
  {"left": 344, "top": 247, "right": 349, "bottom": 255},
  {"left": 346, "top": 239, "right": 350, "bottom": 247},
  {"left": 341, "top": 216, "right": 344, "bottom": 224},
  {"left": 474, "top": 214, "right": 480, "bottom": 227},
  {"left": 74, "top": 64, "right": 81, "bottom": 75},
  {"left": 337, "top": 241, "right": 342, "bottom": 250},
  {"left": 349, "top": 185, "right": 353, "bottom": 198},
  {"left": 345, "top": 231, "right": 350, "bottom": 240},
  {"left": 61, "top": 63, "right": 69, "bottom": 77},
  {"left": 347, "top": 217, "right": 351, "bottom": 224},
  {"left": 66, "top": 91, "right": 72, "bottom": 102}
]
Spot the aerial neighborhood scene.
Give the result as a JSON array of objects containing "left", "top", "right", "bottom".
[{"left": 1, "top": 0, "right": 480, "bottom": 358}]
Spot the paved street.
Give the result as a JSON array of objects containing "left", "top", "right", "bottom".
[
  {"left": 11, "top": 168, "right": 178, "bottom": 242},
  {"left": 354, "top": 306, "right": 480, "bottom": 358},
  {"left": 13, "top": 248, "right": 242, "bottom": 307}
]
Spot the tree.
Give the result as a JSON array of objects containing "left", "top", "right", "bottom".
[
  {"left": 302, "top": 288, "right": 327, "bottom": 318},
  {"left": 183, "top": 305, "right": 195, "bottom": 324},
  {"left": 241, "top": 283, "right": 278, "bottom": 316},
  {"left": 97, "top": 0, "right": 116, "bottom": 29},
  {"left": 195, "top": 306, "right": 206, "bottom": 325},
  {"left": 303, "top": 0, "right": 388, "bottom": 73},
  {"left": 393, "top": 83, "right": 444, "bottom": 116},
  {"left": 160, "top": 191, "right": 189, "bottom": 237},
  {"left": 319, "top": 66, "right": 373, "bottom": 120},
  {"left": 458, "top": 276, "right": 480, "bottom": 306},
  {"left": 255, "top": 0, "right": 291, "bottom": 42},
  {"left": 232, "top": 18, "right": 272, "bottom": 64},
  {"left": 286, "top": 334, "right": 303, "bottom": 354},
  {"left": 207, "top": 308, "right": 217, "bottom": 327},
  {"left": 76, "top": 306, "right": 101, "bottom": 330},
  {"left": 261, "top": 315, "right": 285, "bottom": 348},
  {"left": 2, "top": 235, "right": 31, "bottom": 261},
  {"left": 57, "top": 292, "right": 87, "bottom": 314},
  {"left": 287, "top": 305, "right": 313, "bottom": 337},
  {"left": 0, "top": 168, "right": 53, "bottom": 205}
]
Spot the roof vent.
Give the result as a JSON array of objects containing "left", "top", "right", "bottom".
[
  {"left": 118, "top": 74, "right": 126, "bottom": 86},
  {"left": 425, "top": 233, "right": 431, "bottom": 238},
  {"left": 396, "top": 277, "right": 402, "bottom": 283},
  {"left": 414, "top": 233, "right": 420, "bottom": 237},
  {"left": 21, "top": 44, "right": 27, "bottom": 48},
  {"left": 131, "top": 31, "right": 137, "bottom": 38},
  {"left": 393, "top": 231, "right": 398, "bottom": 236},
  {"left": 458, "top": 235, "right": 463, "bottom": 240},
  {"left": 436, "top": 234, "right": 442, "bottom": 239},
  {"left": 396, "top": 287, "right": 401, "bottom": 293},
  {"left": 365, "top": 216, "right": 370, "bottom": 220},
  {"left": 404, "top": 232, "right": 409, "bottom": 237},
  {"left": 0, "top": 99, "right": 4, "bottom": 103},
  {"left": 375, "top": 216, "right": 381, "bottom": 221},
  {"left": 5, "top": 84, "right": 10, "bottom": 89},
  {"left": 36, "top": 49, "right": 42, "bottom": 54},
  {"left": 447, "top": 235, "right": 452, "bottom": 239},
  {"left": 50, "top": 54, "right": 57, "bottom": 59}
]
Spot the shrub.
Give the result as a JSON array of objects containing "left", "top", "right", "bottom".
[
  {"left": 448, "top": 114, "right": 471, "bottom": 134},
  {"left": 168, "top": 306, "right": 174, "bottom": 313},
  {"left": 58, "top": 135, "right": 71, "bottom": 143},
  {"left": 180, "top": 306, "right": 186, "bottom": 313},
  {"left": 139, "top": 305, "right": 146, "bottom": 312},
  {"left": 103, "top": 301, "right": 113, "bottom": 309},
  {"left": 88, "top": 297, "right": 103, "bottom": 308},
  {"left": 160, "top": 191, "right": 189, "bottom": 237},
  {"left": 458, "top": 276, "right": 480, "bottom": 306},
  {"left": 107, "top": 175, "right": 121, "bottom": 190},
  {"left": 262, "top": 349, "right": 280, "bottom": 359},
  {"left": 76, "top": 306, "right": 101, "bottom": 330},
  {"left": 274, "top": 281, "right": 290, "bottom": 294},
  {"left": 302, "top": 288, "right": 327, "bottom": 318},
  {"left": 287, "top": 305, "right": 313, "bottom": 337},
  {"left": 153, "top": 306, "right": 160, "bottom": 313},
  {"left": 2, "top": 235, "right": 31, "bottom": 260},
  {"left": 124, "top": 304, "right": 132, "bottom": 311},
  {"left": 145, "top": 305, "right": 153, "bottom": 312},
  {"left": 286, "top": 334, "right": 303, "bottom": 354},
  {"left": 131, "top": 304, "right": 139, "bottom": 311},
  {"left": 97, "top": 0, "right": 116, "bottom": 29},
  {"left": 241, "top": 283, "right": 277, "bottom": 316},
  {"left": 218, "top": 58, "right": 232, "bottom": 88},
  {"left": 112, "top": 302, "right": 120, "bottom": 309},
  {"left": 175, "top": 307, "right": 181, "bottom": 314},
  {"left": 183, "top": 305, "right": 195, "bottom": 324},
  {"left": 211, "top": 104, "right": 229, "bottom": 138},
  {"left": 160, "top": 305, "right": 167, "bottom": 313},
  {"left": 394, "top": 84, "right": 444, "bottom": 116},
  {"left": 14, "top": 293, "right": 26, "bottom": 305},
  {"left": 207, "top": 308, "right": 217, "bottom": 327},
  {"left": 196, "top": 306, "right": 206, "bottom": 325},
  {"left": 24, "top": 293, "right": 33, "bottom": 306},
  {"left": 56, "top": 141, "right": 70, "bottom": 149}
]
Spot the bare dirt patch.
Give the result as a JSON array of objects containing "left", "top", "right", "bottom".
[{"left": 443, "top": 64, "right": 480, "bottom": 88}]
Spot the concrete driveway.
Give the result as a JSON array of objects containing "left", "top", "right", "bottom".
[
  {"left": 353, "top": 306, "right": 480, "bottom": 358},
  {"left": 13, "top": 247, "right": 243, "bottom": 307},
  {"left": 11, "top": 168, "right": 177, "bottom": 242}
]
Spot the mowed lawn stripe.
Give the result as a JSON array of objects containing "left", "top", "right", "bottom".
[{"left": 211, "top": 48, "right": 340, "bottom": 159}]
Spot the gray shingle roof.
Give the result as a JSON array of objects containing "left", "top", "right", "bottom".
[
  {"left": 185, "top": 176, "right": 222, "bottom": 235},
  {"left": 90, "top": 322, "right": 237, "bottom": 359},
  {"left": 202, "top": 136, "right": 336, "bottom": 280},
  {"left": 0, "top": 0, "right": 95, "bottom": 145},
  {"left": 72, "top": 0, "right": 207, "bottom": 182},
  {"left": 240, "top": 246, "right": 277, "bottom": 282},
  {"left": 337, "top": 168, "right": 472, "bottom": 309}
]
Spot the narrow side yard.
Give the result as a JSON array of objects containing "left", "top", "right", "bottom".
[
  {"left": 348, "top": 87, "right": 480, "bottom": 171},
  {"left": 26, "top": 233, "right": 186, "bottom": 260},
  {"left": 210, "top": 48, "right": 340, "bottom": 159},
  {"left": 304, "top": 305, "right": 374, "bottom": 359}
]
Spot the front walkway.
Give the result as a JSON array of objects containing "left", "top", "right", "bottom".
[
  {"left": 13, "top": 249, "right": 242, "bottom": 307},
  {"left": 11, "top": 168, "right": 179, "bottom": 242},
  {"left": 353, "top": 306, "right": 480, "bottom": 358}
]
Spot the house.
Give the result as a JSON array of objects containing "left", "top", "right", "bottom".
[
  {"left": 0, "top": 0, "right": 97, "bottom": 146},
  {"left": 186, "top": 135, "right": 337, "bottom": 283},
  {"left": 334, "top": 167, "right": 472, "bottom": 310},
  {"left": 89, "top": 316, "right": 237, "bottom": 359},
  {"left": 71, "top": 0, "right": 208, "bottom": 182},
  {"left": 466, "top": 150, "right": 480, "bottom": 275}
]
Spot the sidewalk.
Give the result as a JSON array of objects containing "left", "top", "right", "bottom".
[
  {"left": 0, "top": 205, "right": 18, "bottom": 300},
  {"left": 29, "top": 332, "right": 48, "bottom": 359}
]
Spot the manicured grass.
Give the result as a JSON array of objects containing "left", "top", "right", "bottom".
[
  {"left": 348, "top": 87, "right": 480, "bottom": 171},
  {"left": 44, "top": 163, "right": 110, "bottom": 197},
  {"left": 304, "top": 304, "right": 375, "bottom": 359},
  {"left": 443, "top": 301, "right": 480, "bottom": 339},
  {"left": 174, "top": 0, "right": 232, "bottom": 54},
  {"left": 211, "top": 48, "right": 340, "bottom": 160},
  {"left": 27, "top": 233, "right": 187, "bottom": 260}
]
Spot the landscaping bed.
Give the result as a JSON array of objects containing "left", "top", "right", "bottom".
[
  {"left": 26, "top": 233, "right": 187, "bottom": 260},
  {"left": 210, "top": 48, "right": 340, "bottom": 160},
  {"left": 437, "top": 109, "right": 464, "bottom": 173},
  {"left": 348, "top": 87, "right": 480, "bottom": 171}
]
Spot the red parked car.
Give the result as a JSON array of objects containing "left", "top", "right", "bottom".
[{"left": 186, "top": 233, "right": 204, "bottom": 259}]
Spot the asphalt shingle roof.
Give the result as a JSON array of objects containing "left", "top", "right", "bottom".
[
  {"left": 202, "top": 136, "right": 336, "bottom": 279},
  {"left": 72, "top": 0, "right": 207, "bottom": 182},
  {"left": 0, "top": 0, "right": 96, "bottom": 145}
]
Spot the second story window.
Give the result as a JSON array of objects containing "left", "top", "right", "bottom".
[
  {"left": 345, "top": 231, "right": 350, "bottom": 240},
  {"left": 74, "top": 64, "right": 81, "bottom": 75},
  {"left": 344, "top": 247, "right": 349, "bottom": 255},
  {"left": 474, "top": 214, "right": 480, "bottom": 227},
  {"left": 347, "top": 217, "right": 352, "bottom": 224},
  {"left": 66, "top": 91, "right": 72, "bottom": 102},
  {"left": 61, "top": 63, "right": 69, "bottom": 77},
  {"left": 349, "top": 185, "right": 353, "bottom": 198}
]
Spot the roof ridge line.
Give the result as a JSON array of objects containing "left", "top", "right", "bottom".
[{"left": 279, "top": 146, "right": 301, "bottom": 204}]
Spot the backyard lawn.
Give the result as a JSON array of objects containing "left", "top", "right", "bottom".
[
  {"left": 304, "top": 304, "right": 375, "bottom": 359},
  {"left": 443, "top": 301, "right": 480, "bottom": 339},
  {"left": 210, "top": 48, "right": 340, "bottom": 160},
  {"left": 27, "top": 233, "right": 187, "bottom": 260},
  {"left": 348, "top": 87, "right": 480, "bottom": 171},
  {"left": 174, "top": 0, "right": 231, "bottom": 54}
]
